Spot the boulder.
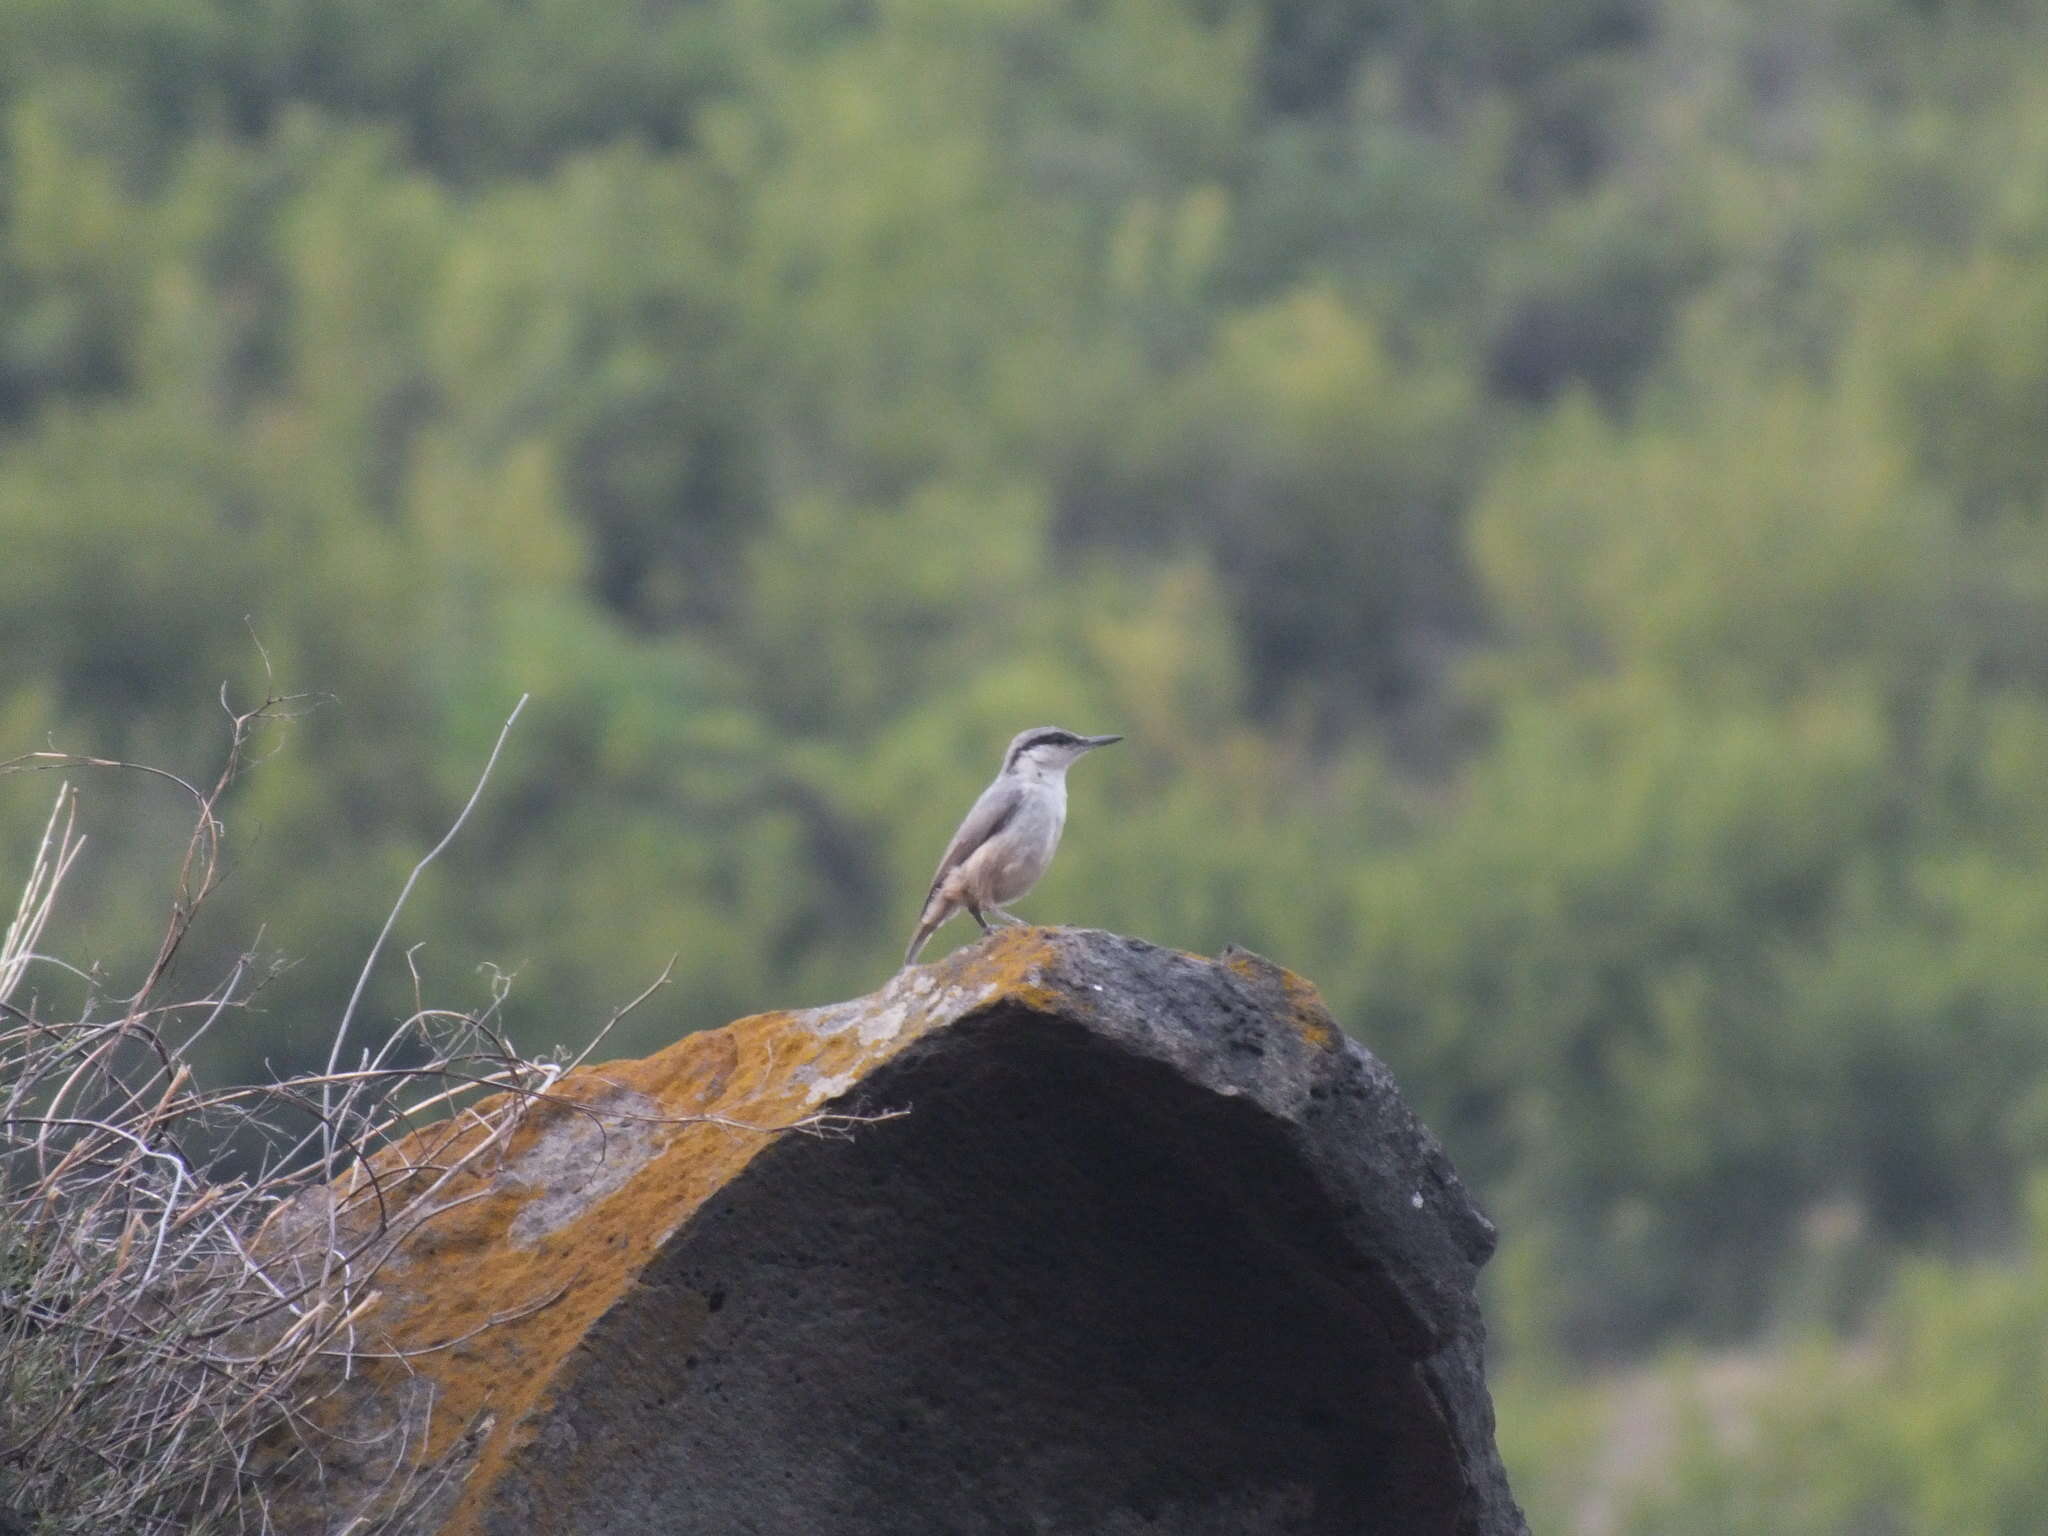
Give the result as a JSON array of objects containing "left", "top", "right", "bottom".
[{"left": 272, "top": 927, "right": 1526, "bottom": 1535}]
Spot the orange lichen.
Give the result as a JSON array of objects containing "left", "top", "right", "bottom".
[
  {"left": 309, "top": 925, "right": 1075, "bottom": 1535},
  {"left": 1278, "top": 972, "right": 1342, "bottom": 1050},
  {"left": 1223, "top": 949, "right": 1342, "bottom": 1050}
]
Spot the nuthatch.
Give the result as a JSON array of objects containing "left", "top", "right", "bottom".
[{"left": 903, "top": 726, "right": 1122, "bottom": 966}]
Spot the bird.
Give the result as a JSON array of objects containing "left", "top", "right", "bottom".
[{"left": 903, "top": 726, "right": 1123, "bottom": 966}]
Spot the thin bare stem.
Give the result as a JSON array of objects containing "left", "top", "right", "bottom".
[
  {"left": 321, "top": 695, "right": 528, "bottom": 1152},
  {"left": 2, "top": 688, "right": 886, "bottom": 1534}
]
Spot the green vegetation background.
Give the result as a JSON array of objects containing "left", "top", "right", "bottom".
[{"left": 4, "top": 0, "right": 2047, "bottom": 1524}]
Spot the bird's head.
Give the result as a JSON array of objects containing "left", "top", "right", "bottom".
[{"left": 1001, "top": 726, "right": 1123, "bottom": 777}]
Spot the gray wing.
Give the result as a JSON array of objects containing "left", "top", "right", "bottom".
[{"left": 922, "top": 777, "right": 1023, "bottom": 910}]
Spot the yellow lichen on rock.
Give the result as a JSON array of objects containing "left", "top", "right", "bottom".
[
  {"left": 260, "top": 925, "right": 1523, "bottom": 1536},
  {"left": 302, "top": 926, "right": 1071, "bottom": 1534},
  {"left": 1221, "top": 945, "right": 1342, "bottom": 1050}
]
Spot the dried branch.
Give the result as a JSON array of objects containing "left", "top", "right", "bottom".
[{"left": 0, "top": 689, "right": 882, "bottom": 1535}]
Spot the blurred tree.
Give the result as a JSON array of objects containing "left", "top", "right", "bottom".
[
  {"left": 2, "top": 0, "right": 2048, "bottom": 1415},
  {"left": 1618, "top": 1176, "right": 2048, "bottom": 1535}
]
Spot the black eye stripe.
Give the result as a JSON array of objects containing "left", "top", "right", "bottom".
[{"left": 1004, "top": 728, "right": 1082, "bottom": 770}]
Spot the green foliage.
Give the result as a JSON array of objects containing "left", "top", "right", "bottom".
[
  {"left": 1614, "top": 1176, "right": 2048, "bottom": 1535},
  {"left": 4, "top": 2, "right": 2048, "bottom": 1504}
]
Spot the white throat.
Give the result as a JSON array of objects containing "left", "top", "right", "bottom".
[{"left": 1012, "top": 754, "right": 1074, "bottom": 790}]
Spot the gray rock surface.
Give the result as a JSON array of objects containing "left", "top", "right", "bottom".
[{"left": 472, "top": 929, "right": 1526, "bottom": 1535}]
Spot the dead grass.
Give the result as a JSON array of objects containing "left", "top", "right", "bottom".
[{"left": 0, "top": 689, "right": 687, "bottom": 1533}]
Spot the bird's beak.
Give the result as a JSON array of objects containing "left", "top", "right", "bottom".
[{"left": 1083, "top": 733, "right": 1124, "bottom": 750}]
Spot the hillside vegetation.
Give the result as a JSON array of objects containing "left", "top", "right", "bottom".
[{"left": 4, "top": 0, "right": 2048, "bottom": 1524}]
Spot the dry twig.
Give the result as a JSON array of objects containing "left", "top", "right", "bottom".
[{"left": 0, "top": 689, "right": 871, "bottom": 1534}]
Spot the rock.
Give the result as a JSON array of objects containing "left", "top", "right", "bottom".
[{"left": 270, "top": 927, "right": 1526, "bottom": 1535}]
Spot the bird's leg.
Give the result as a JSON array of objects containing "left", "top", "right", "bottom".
[
  {"left": 989, "top": 906, "right": 1027, "bottom": 927},
  {"left": 965, "top": 900, "right": 994, "bottom": 935}
]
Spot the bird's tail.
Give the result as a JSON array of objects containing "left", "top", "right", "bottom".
[{"left": 903, "top": 894, "right": 951, "bottom": 966}]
